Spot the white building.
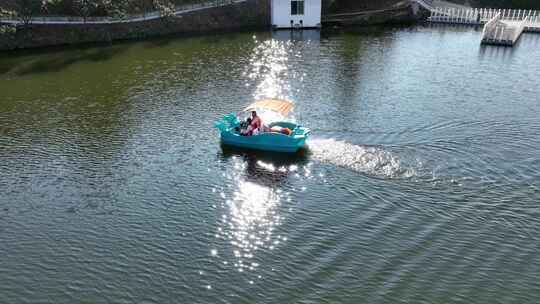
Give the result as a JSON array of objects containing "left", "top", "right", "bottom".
[{"left": 271, "top": 0, "right": 322, "bottom": 29}]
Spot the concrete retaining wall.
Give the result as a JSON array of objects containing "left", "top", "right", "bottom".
[
  {"left": 0, "top": 0, "right": 270, "bottom": 51},
  {"left": 323, "top": 1, "right": 430, "bottom": 27}
]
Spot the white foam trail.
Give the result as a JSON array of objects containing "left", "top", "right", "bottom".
[{"left": 308, "top": 139, "right": 416, "bottom": 179}]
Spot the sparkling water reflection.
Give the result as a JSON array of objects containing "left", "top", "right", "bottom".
[
  {"left": 219, "top": 158, "right": 285, "bottom": 272},
  {"left": 1, "top": 25, "right": 540, "bottom": 303}
]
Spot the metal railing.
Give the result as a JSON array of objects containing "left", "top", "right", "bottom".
[
  {"left": 429, "top": 7, "right": 540, "bottom": 27},
  {"left": 481, "top": 12, "right": 501, "bottom": 38}
]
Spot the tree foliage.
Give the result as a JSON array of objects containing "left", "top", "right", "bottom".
[
  {"left": 0, "top": 8, "right": 17, "bottom": 36},
  {"left": 133, "top": 0, "right": 154, "bottom": 16},
  {"left": 1, "top": 0, "right": 232, "bottom": 20},
  {"left": 0, "top": 7, "right": 16, "bottom": 18},
  {"left": 472, "top": 0, "right": 540, "bottom": 9},
  {"left": 13, "top": 0, "right": 43, "bottom": 25},
  {"left": 73, "top": 0, "right": 97, "bottom": 20},
  {"left": 153, "top": 0, "right": 175, "bottom": 18},
  {"left": 325, "top": 0, "right": 540, "bottom": 14}
]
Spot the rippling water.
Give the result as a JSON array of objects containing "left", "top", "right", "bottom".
[{"left": 1, "top": 25, "right": 540, "bottom": 303}]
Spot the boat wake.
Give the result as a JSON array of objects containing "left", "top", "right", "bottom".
[{"left": 307, "top": 139, "right": 417, "bottom": 179}]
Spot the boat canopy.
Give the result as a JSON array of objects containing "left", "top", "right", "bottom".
[{"left": 244, "top": 98, "right": 294, "bottom": 117}]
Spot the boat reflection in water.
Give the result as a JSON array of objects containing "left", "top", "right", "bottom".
[
  {"left": 271, "top": 29, "right": 321, "bottom": 42},
  {"left": 220, "top": 144, "right": 309, "bottom": 185},
  {"left": 215, "top": 145, "right": 309, "bottom": 273}
]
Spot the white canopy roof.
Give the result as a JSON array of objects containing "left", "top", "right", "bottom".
[{"left": 244, "top": 98, "right": 294, "bottom": 116}]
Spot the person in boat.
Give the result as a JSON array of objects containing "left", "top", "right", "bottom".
[
  {"left": 248, "top": 110, "right": 293, "bottom": 136},
  {"left": 250, "top": 111, "right": 264, "bottom": 135},
  {"left": 240, "top": 117, "right": 253, "bottom": 136}
]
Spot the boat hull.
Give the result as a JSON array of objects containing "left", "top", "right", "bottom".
[{"left": 220, "top": 129, "right": 309, "bottom": 153}]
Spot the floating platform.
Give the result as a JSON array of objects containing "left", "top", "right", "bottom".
[{"left": 427, "top": 7, "right": 540, "bottom": 46}]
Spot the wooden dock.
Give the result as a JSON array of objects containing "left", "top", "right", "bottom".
[{"left": 427, "top": 7, "right": 540, "bottom": 46}]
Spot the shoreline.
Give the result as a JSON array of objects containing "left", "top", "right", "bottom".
[
  {"left": 0, "top": 26, "right": 271, "bottom": 56},
  {"left": 0, "top": 0, "right": 270, "bottom": 52},
  {"left": 0, "top": 0, "right": 431, "bottom": 52},
  {"left": 2, "top": 0, "right": 539, "bottom": 52}
]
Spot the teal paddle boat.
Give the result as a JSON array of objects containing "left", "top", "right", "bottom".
[{"left": 214, "top": 99, "right": 311, "bottom": 153}]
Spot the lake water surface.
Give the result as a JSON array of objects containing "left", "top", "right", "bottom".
[{"left": 1, "top": 25, "right": 540, "bottom": 303}]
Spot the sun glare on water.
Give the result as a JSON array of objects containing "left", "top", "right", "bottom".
[{"left": 216, "top": 156, "right": 291, "bottom": 274}]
